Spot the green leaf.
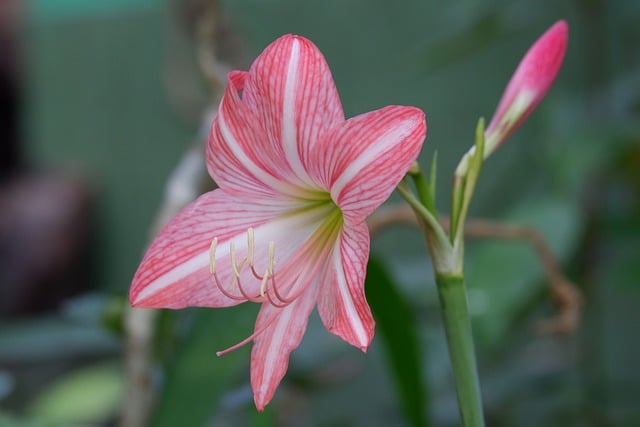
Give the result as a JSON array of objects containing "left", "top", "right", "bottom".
[
  {"left": 151, "top": 305, "right": 257, "bottom": 427},
  {"left": 366, "top": 256, "right": 430, "bottom": 427},
  {"left": 27, "top": 362, "right": 123, "bottom": 426}
]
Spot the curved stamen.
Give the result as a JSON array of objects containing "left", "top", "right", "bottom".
[
  {"left": 246, "top": 227, "right": 255, "bottom": 266},
  {"left": 264, "top": 288, "right": 290, "bottom": 308},
  {"left": 229, "top": 241, "right": 244, "bottom": 291},
  {"left": 233, "top": 274, "right": 264, "bottom": 303},
  {"left": 269, "top": 272, "right": 293, "bottom": 304},
  {"left": 212, "top": 272, "right": 245, "bottom": 301},
  {"left": 209, "top": 228, "right": 332, "bottom": 309},
  {"left": 210, "top": 235, "right": 261, "bottom": 302},
  {"left": 259, "top": 241, "right": 275, "bottom": 297},
  {"left": 269, "top": 270, "right": 317, "bottom": 305},
  {"left": 231, "top": 257, "right": 246, "bottom": 291}
]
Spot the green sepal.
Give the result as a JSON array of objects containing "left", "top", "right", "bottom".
[
  {"left": 409, "top": 158, "right": 438, "bottom": 217},
  {"left": 450, "top": 118, "right": 486, "bottom": 247}
]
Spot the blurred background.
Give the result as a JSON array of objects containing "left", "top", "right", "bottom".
[{"left": 1, "top": 0, "right": 639, "bottom": 426}]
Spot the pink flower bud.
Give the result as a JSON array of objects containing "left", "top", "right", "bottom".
[{"left": 484, "top": 20, "right": 568, "bottom": 155}]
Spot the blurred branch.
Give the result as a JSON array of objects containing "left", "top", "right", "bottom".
[
  {"left": 120, "top": 118, "right": 211, "bottom": 427},
  {"left": 120, "top": 2, "right": 229, "bottom": 426},
  {"left": 195, "top": 0, "right": 228, "bottom": 94},
  {"left": 368, "top": 204, "right": 583, "bottom": 335}
]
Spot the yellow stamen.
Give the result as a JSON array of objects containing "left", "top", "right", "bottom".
[
  {"left": 267, "top": 241, "right": 275, "bottom": 275},
  {"left": 260, "top": 241, "right": 276, "bottom": 297},
  {"left": 209, "top": 231, "right": 279, "bottom": 299},
  {"left": 259, "top": 272, "right": 269, "bottom": 297},
  {"left": 260, "top": 240, "right": 276, "bottom": 296},
  {"left": 229, "top": 241, "right": 248, "bottom": 291},
  {"left": 231, "top": 258, "right": 246, "bottom": 291},
  {"left": 246, "top": 227, "right": 255, "bottom": 267}
]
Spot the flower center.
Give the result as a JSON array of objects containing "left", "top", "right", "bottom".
[
  {"left": 208, "top": 198, "right": 343, "bottom": 308},
  {"left": 211, "top": 200, "right": 343, "bottom": 357}
]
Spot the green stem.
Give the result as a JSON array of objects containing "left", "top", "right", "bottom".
[{"left": 435, "top": 273, "right": 485, "bottom": 427}]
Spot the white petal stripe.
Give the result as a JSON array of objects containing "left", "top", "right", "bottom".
[
  {"left": 282, "top": 38, "right": 315, "bottom": 185},
  {"left": 330, "top": 122, "right": 414, "bottom": 199},
  {"left": 135, "top": 250, "right": 210, "bottom": 303},
  {"left": 331, "top": 240, "right": 369, "bottom": 347},
  {"left": 218, "top": 107, "right": 294, "bottom": 194}
]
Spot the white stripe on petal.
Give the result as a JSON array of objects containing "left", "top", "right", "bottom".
[
  {"left": 331, "top": 241, "right": 369, "bottom": 347},
  {"left": 331, "top": 123, "right": 411, "bottom": 198},
  {"left": 134, "top": 250, "right": 210, "bottom": 303},
  {"left": 217, "top": 107, "right": 294, "bottom": 194},
  {"left": 282, "top": 38, "right": 315, "bottom": 186}
]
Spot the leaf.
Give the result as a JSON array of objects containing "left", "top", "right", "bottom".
[
  {"left": 365, "top": 256, "right": 430, "bottom": 427},
  {"left": 27, "top": 363, "right": 123, "bottom": 425}
]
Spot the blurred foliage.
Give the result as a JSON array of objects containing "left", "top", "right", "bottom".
[
  {"left": 367, "top": 256, "right": 429, "bottom": 427},
  {"left": 27, "top": 363, "right": 122, "bottom": 425},
  {"left": 0, "top": 0, "right": 637, "bottom": 426},
  {"left": 150, "top": 306, "right": 256, "bottom": 427}
]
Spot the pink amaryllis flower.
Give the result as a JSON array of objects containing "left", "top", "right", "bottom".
[
  {"left": 457, "top": 20, "right": 568, "bottom": 175},
  {"left": 130, "top": 34, "right": 426, "bottom": 410}
]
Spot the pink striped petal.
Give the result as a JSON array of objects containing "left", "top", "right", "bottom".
[
  {"left": 207, "top": 71, "right": 304, "bottom": 199},
  {"left": 130, "top": 190, "right": 292, "bottom": 308},
  {"left": 309, "top": 106, "right": 426, "bottom": 222},
  {"left": 317, "top": 221, "right": 374, "bottom": 350},
  {"left": 242, "top": 34, "right": 345, "bottom": 188},
  {"left": 251, "top": 285, "right": 319, "bottom": 411}
]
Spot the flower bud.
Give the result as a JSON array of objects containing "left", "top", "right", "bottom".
[
  {"left": 455, "top": 21, "right": 568, "bottom": 178},
  {"left": 484, "top": 20, "right": 568, "bottom": 155}
]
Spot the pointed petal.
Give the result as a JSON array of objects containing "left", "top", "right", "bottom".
[
  {"left": 207, "top": 71, "right": 301, "bottom": 198},
  {"left": 242, "top": 34, "right": 345, "bottom": 187},
  {"left": 309, "top": 105, "right": 426, "bottom": 222},
  {"left": 250, "top": 285, "right": 319, "bottom": 411},
  {"left": 317, "top": 221, "right": 374, "bottom": 350},
  {"left": 485, "top": 20, "right": 568, "bottom": 149},
  {"left": 130, "top": 190, "right": 290, "bottom": 308}
]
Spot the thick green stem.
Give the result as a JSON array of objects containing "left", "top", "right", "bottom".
[{"left": 435, "top": 273, "right": 485, "bottom": 427}]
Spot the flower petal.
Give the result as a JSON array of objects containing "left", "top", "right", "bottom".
[
  {"left": 317, "top": 220, "right": 374, "bottom": 350},
  {"left": 243, "top": 34, "right": 345, "bottom": 188},
  {"left": 130, "top": 190, "right": 292, "bottom": 308},
  {"left": 309, "top": 105, "right": 426, "bottom": 222},
  {"left": 250, "top": 285, "right": 319, "bottom": 411},
  {"left": 207, "top": 71, "right": 300, "bottom": 199}
]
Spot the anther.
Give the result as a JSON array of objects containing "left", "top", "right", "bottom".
[
  {"left": 259, "top": 241, "right": 276, "bottom": 297},
  {"left": 229, "top": 241, "right": 248, "bottom": 291},
  {"left": 246, "top": 227, "right": 255, "bottom": 266},
  {"left": 209, "top": 238, "right": 218, "bottom": 275},
  {"left": 229, "top": 241, "right": 239, "bottom": 277},
  {"left": 267, "top": 241, "right": 275, "bottom": 275},
  {"left": 259, "top": 271, "right": 269, "bottom": 297},
  {"left": 231, "top": 258, "right": 246, "bottom": 291}
]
